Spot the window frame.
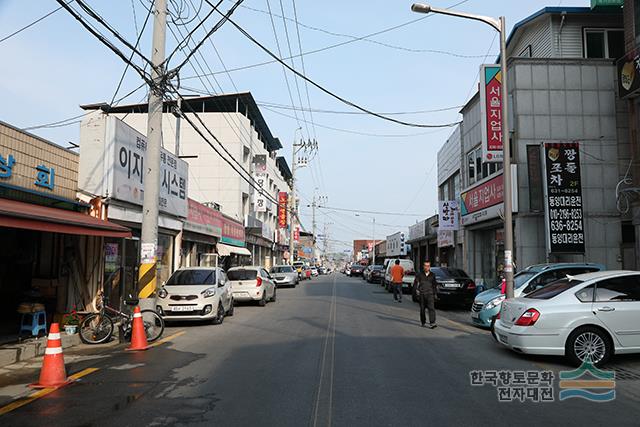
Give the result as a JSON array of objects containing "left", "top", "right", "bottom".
[
  {"left": 594, "top": 274, "right": 640, "bottom": 303},
  {"left": 582, "top": 27, "right": 624, "bottom": 59}
]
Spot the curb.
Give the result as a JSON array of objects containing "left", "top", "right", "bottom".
[{"left": 0, "top": 333, "right": 80, "bottom": 369}]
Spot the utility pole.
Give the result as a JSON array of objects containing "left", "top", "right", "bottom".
[
  {"left": 288, "top": 127, "right": 302, "bottom": 264},
  {"left": 312, "top": 192, "right": 317, "bottom": 264},
  {"left": 372, "top": 217, "right": 376, "bottom": 265},
  {"left": 138, "top": 0, "right": 167, "bottom": 299}
]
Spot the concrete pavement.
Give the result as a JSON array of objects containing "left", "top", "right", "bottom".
[{"left": 1, "top": 273, "right": 640, "bottom": 426}]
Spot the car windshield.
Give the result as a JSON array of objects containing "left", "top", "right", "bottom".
[
  {"left": 524, "top": 278, "right": 584, "bottom": 299},
  {"left": 227, "top": 269, "right": 258, "bottom": 281},
  {"left": 514, "top": 272, "right": 537, "bottom": 288},
  {"left": 272, "top": 266, "right": 294, "bottom": 273},
  {"left": 166, "top": 269, "right": 216, "bottom": 286}
]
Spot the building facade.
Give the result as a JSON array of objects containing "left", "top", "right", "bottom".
[
  {"left": 454, "top": 5, "right": 629, "bottom": 287},
  {"left": 0, "top": 121, "right": 130, "bottom": 338}
]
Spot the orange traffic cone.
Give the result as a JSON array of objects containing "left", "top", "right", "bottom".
[
  {"left": 30, "top": 323, "right": 73, "bottom": 389},
  {"left": 126, "top": 306, "right": 149, "bottom": 351}
]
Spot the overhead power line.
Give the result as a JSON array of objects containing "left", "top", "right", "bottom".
[
  {"left": 318, "top": 205, "right": 427, "bottom": 217},
  {"left": 256, "top": 100, "right": 465, "bottom": 116},
  {"left": 205, "top": 2, "right": 460, "bottom": 129},
  {"left": 182, "top": 0, "right": 473, "bottom": 81},
  {"left": 231, "top": 0, "right": 484, "bottom": 58},
  {"left": 0, "top": 2, "right": 69, "bottom": 44}
]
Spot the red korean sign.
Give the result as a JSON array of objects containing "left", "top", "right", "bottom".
[
  {"left": 294, "top": 226, "right": 300, "bottom": 242},
  {"left": 480, "top": 65, "right": 503, "bottom": 163},
  {"left": 278, "top": 192, "right": 288, "bottom": 229},
  {"left": 460, "top": 174, "right": 504, "bottom": 215},
  {"left": 186, "top": 198, "right": 222, "bottom": 237}
]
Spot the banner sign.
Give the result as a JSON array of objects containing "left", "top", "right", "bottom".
[
  {"left": 408, "top": 220, "right": 426, "bottom": 241},
  {"left": 185, "top": 199, "right": 222, "bottom": 238},
  {"left": 437, "top": 230, "right": 454, "bottom": 248},
  {"left": 542, "top": 142, "right": 585, "bottom": 254},
  {"left": 221, "top": 215, "right": 245, "bottom": 247},
  {"left": 438, "top": 200, "right": 459, "bottom": 231},
  {"left": 480, "top": 64, "right": 503, "bottom": 163},
  {"left": 110, "top": 118, "right": 189, "bottom": 217},
  {"left": 278, "top": 192, "right": 288, "bottom": 228},
  {"left": 253, "top": 172, "right": 267, "bottom": 212},
  {"left": 294, "top": 226, "right": 300, "bottom": 242}
]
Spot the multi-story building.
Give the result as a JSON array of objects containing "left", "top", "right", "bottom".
[
  {"left": 437, "top": 125, "right": 464, "bottom": 268},
  {"left": 81, "top": 93, "right": 292, "bottom": 270},
  {"left": 617, "top": 0, "right": 640, "bottom": 269},
  {"left": 454, "top": 5, "right": 628, "bottom": 286}
]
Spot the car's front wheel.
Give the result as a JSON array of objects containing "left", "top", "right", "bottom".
[
  {"left": 565, "top": 326, "right": 612, "bottom": 367},
  {"left": 212, "top": 302, "right": 225, "bottom": 325}
]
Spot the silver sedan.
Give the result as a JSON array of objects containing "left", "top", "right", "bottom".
[
  {"left": 494, "top": 270, "right": 640, "bottom": 366},
  {"left": 270, "top": 265, "right": 299, "bottom": 288}
]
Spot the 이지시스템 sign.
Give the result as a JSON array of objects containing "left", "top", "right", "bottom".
[
  {"left": 480, "top": 64, "right": 503, "bottom": 163},
  {"left": 542, "top": 142, "right": 585, "bottom": 254}
]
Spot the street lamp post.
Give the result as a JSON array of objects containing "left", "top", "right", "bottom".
[{"left": 411, "top": 4, "right": 514, "bottom": 298}]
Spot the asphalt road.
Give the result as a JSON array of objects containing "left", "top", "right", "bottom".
[{"left": 2, "top": 273, "right": 640, "bottom": 426}]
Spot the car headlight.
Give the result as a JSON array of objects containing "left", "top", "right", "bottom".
[
  {"left": 202, "top": 287, "right": 216, "bottom": 298},
  {"left": 485, "top": 295, "right": 505, "bottom": 310},
  {"left": 158, "top": 287, "right": 168, "bottom": 299}
]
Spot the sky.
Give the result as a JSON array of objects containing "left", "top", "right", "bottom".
[{"left": 0, "top": 0, "right": 584, "bottom": 252}]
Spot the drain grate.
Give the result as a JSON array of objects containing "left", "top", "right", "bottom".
[{"left": 613, "top": 366, "right": 640, "bottom": 381}]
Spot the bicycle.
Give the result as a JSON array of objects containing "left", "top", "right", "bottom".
[{"left": 79, "top": 292, "right": 164, "bottom": 345}]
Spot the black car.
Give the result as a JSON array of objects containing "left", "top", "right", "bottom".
[
  {"left": 366, "top": 265, "right": 385, "bottom": 284},
  {"left": 349, "top": 264, "right": 365, "bottom": 277},
  {"left": 413, "top": 267, "right": 476, "bottom": 306}
]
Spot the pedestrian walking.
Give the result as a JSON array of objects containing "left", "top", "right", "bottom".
[
  {"left": 413, "top": 261, "right": 438, "bottom": 328},
  {"left": 390, "top": 259, "right": 404, "bottom": 303}
]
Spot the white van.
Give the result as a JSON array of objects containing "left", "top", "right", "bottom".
[{"left": 383, "top": 259, "right": 416, "bottom": 293}]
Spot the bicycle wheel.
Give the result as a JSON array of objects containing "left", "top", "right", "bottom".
[
  {"left": 79, "top": 313, "right": 114, "bottom": 344},
  {"left": 141, "top": 309, "right": 164, "bottom": 342}
]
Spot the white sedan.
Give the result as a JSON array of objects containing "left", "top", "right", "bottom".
[
  {"left": 156, "top": 267, "right": 234, "bottom": 324},
  {"left": 228, "top": 266, "right": 277, "bottom": 306},
  {"left": 494, "top": 270, "right": 640, "bottom": 366}
]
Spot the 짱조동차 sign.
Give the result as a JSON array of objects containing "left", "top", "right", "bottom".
[{"left": 542, "top": 142, "right": 585, "bottom": 254}]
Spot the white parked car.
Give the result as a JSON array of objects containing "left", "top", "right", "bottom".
[
  {"left": 494, "top": 270, "right": 640, "bottom": 366},
  {"left": 156, "top": 267, "right": 233, "bottom": 324},
  {"left": 383, "top": 259, "right": 415, "bottom": 293},
  {"left": 228, "top": 266, "right": 277, "bottom": 306}
]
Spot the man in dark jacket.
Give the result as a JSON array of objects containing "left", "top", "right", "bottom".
[{"left": 413, "top": 261, "right": 438, "bottom": 328}]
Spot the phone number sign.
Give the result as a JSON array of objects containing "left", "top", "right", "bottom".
[{"left": 542, "top": 142, "right": 585, "bottom": 254}]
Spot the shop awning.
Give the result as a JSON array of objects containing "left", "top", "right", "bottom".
[
  {"left": 0, "top": 198, "right": 132, "bottom": 238},
  {"left": 216, "top": 243, "right": 251, "bottom": 257}
]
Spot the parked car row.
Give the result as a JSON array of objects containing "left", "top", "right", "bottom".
[{"left": 156, "top": 263, "right": 314, "bottom": 325}]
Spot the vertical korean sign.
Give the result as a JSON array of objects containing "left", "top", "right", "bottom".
[
  {"left": 542, "top": 142, "right": 585, "bottom": 254},
  {"left": 253, "top": 154, "right": 268, "bottom": 212},
  {"left": 438, "top": 200, "right": 459, "bottom": 231},
  {"left": 294, "top": 226, "right": 300, "bottom": 242},
  {"left": 278, "top": 191, "right": 288, "bottom": 228},
  {"left": 480, "top": 65, "right": 503, "bottom": 163}
]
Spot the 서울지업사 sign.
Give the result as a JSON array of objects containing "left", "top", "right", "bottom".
[
  {"left": 542, "top": 142, "right": 585, "bottom": 254},
  {"left": 480, "top": 64, "right": 503, "bottom": 163}
]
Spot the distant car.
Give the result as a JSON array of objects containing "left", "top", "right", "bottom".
[
  {"left": 311, "top": 267, "right": 319, "bottom": 277},
  {"left": 228, "top": 266, "right": 276, "bottom": 306},
  {"left": 293, "top": 261, "right": 305, "bottom": 279},
  {"left": 303, "top": 265, "right": 312, "bottom": 280},
  {"left": 270, "top": 265, "right": 299, "bottom": 288},
  {"left": 384, "top": 259, "right": 415, "bottom": 293},
  {"left": 367, "top": 265, "right": 385, "bottom": 284},
  {"left": 472, "top": 263, "right": 605, "bottom": 329},
  {"left": 345, "top": 265, "right": 352, "bottom": 276},
  {"left": 157, "top": 267, "right": 233, "bottom": 324},
  {"left": 350, "top": 264, "right": 365, "bottom": 277},
  {"left": 318, "top": 267, "right": 327, "bottom": 275},
  {"left": 421, "top": 267, "right": 476, "bottom": 307},
  {"left": 495, "top": 270, "right": 640, "bottom": 367},
  {"left": 362, "top": 266, "right": 372, "bottom": 281}
]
